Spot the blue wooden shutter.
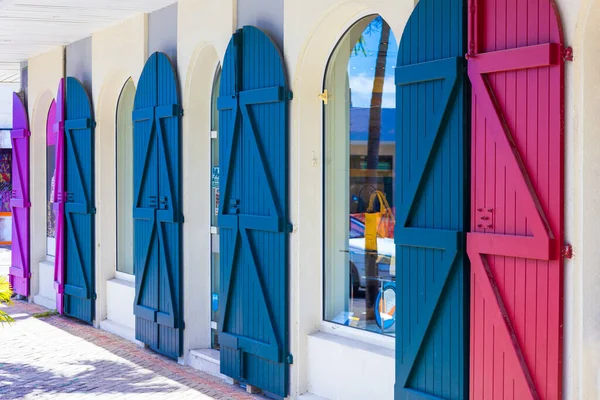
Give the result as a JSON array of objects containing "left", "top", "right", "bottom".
[
  {"left": 63, "top": 77, "right": 95, "bottom": 324},
  {"left": 218, "top": 26, "right": 291, "bottom": 397},
  {"left": 133, "top": 52, "right": 183, "bottom": 359},
  {"left": 394, "top": 0, "right": 469, "bottom": 399}
]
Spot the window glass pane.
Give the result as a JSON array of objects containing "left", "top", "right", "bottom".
[
  {"left": 116, "top": 79, "right": 135, "bottom": 274},
  {"left": 324, "top": 16, "right": 397, "bottom": 337},
  {"left": 211, "top": 66, "right": 221, "bottom": 350},
  {"left": 47, "top": 108, "right": 57, "bottom": 256}
]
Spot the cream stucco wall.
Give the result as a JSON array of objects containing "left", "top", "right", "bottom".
[
  {"left": 91, "top": 14, "right": 148, "bottom": 332},
  {"left": 569, "top": 0, "right": 600, "bottom": 398},
  {"left": 27, "top": 46, "right": 64, "bottom": 307},
  {"left": 18, "top": 0, "right": 600, "bottom": 398},
  {"left": 177, "top": 0, "right": 235, "bottom": 362},
  {"left": 285, "top": 1, "right": 413, "bottom": 397}
]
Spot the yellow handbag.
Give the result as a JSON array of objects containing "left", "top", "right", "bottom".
[{"left": 364, "top": 190, "right": 395, "bottom": 251}]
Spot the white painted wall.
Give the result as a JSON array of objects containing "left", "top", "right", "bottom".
[
  {"left": 27, "top": 46, "right": 63, "bottom": 307},
  {"left": 19, "top": 0, "right": 600, "bottom": 398},
  {"left": 91, "top": 14, "right": 148, "bottom": 333},
  {"left": 177, "top": 0, "right": 235, "bottom": 363},
  {"left": 285, "top": 1, "right": 413, "bottom": 397},
  {"left": 568, "top": 0, "right": 600, "bottom": 398}
]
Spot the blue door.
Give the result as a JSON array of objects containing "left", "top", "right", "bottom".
[
  {"left": 133, "top": 52, "right": 183, "bottom": 359},
  {"left": 394, "top": 0, "right": 469, "bottom": 398},
  {"left": 63, "top": 77, "right": 95, "bottom": 324},
  {"left": 218, "top": 26, "right": 291, "bottom": 397}
]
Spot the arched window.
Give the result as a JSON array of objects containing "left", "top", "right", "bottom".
[
  {"left": 323, "top": 16, "right": 397, "bottom": 336},
  {"left": 210, "top": 66, "right": 222, "bottom": 349},
  {"left": 116, "top": 79, "right": 135, "bottom": 274},
  {"left": 46, "top": 100, "right": 57, "bottom": 256}
]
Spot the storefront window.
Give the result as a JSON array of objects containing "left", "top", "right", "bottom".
[
  {"left": 210, "top": 66, "right": 221, "bottom": 350},
  {"left": 116, "top": 79, "right": 135, "bottom": 275},
  {"left": 324, "top": 16, "right": 397, "bottom": 336},
  {"left": 46, "top": 101, "right": 57, "bottom": 257}
]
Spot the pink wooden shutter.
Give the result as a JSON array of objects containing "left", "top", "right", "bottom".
[{"left": 467, "top": 1, "right": 565, "bottom": 399}]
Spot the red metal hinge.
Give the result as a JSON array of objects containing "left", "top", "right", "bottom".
[
  {"left": 564, "top": 46, "right": 574, "bottom": 62},
  {"left": 562, "top": 244, "right": 573, "bottom": 259}
]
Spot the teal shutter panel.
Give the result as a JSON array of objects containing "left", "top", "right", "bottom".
[
  {"left": 394, "top": 0, "right": 469, "bottom": 398},
  {"left": 218, "top": 26, "right": 291, "bottom": 398},
  {"left": 63, "top": 77, "right": 95, "bottom": 324},
  {"left": 133, "top": 52, "right": 183, "bottom": 359}
]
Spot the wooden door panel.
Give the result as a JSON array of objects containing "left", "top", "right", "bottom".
[{"left": 467, "top": 1, "right": 564, "bottom": 399}]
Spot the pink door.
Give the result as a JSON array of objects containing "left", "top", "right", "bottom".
[
  {"left": 9, "top": 93, "right": 30, "bottom": 297},
  {"left": 467, "top": 1, "right": 565, "bottom": 399}
]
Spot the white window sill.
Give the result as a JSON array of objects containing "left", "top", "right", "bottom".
[
  {"left": 319, "top": 320, "right": 395, "bottom": 351},
  {"left": 115, "top": 271, "right": 135, "bottom": 283}
]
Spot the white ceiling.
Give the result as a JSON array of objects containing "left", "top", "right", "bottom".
[{"left": 0, "top": 0, "right": 178, "bottom": 83}]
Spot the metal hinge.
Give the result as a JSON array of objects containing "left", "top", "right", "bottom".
[
  {"left": 563, "top": 46, "right": 573, "bottom": 62},
  {"left": 286, "top": 354, "right": 293, "bottom": 364},
  {"left": 180, "top": 108, "right": 184, "bottom": 117},
  {"left": 318, "top": 89, "right": 328, "bottom": 104},
  {"left": 562, "top": 244, "right": 573, "bottom": 259},
  {"left": 93, "top": 293, "right": 97, "bottom": 300}
]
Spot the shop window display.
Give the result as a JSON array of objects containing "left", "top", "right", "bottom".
[{"left": 324, "top": 16, "right": 397, "bottom": 336}]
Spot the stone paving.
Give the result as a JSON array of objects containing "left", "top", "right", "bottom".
[{"left": 0, "top": 301, "right": 260, "bottom": 400}]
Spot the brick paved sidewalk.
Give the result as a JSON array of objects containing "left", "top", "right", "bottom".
[{"left": 0, "top": 301, "right": 260, "bottom": 400}]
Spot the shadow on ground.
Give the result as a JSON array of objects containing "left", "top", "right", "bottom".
[{"left": 0, "top": 359, "right": 181, "bottom": 399}]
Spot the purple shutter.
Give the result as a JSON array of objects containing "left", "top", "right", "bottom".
[
  {"left": 53, "top": 79, "right": 65, "bottom": 314},
  {"left": 9, "top": 93, "right": 31, "bottom": 296}
]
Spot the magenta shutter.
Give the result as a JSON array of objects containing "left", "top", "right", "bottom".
[
  {"left": 53, "top": 79, "right": 65, "bottom": 314},
  {"left": 9, "top": 93, "right": 31, "bottom": 297},
  {"left": 467, "top": 1, "right": 565, "bottom": 398}
]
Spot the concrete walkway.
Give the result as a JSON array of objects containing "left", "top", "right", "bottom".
[{"left": 0, "top": 301, "right": 260, "bottom": 400}]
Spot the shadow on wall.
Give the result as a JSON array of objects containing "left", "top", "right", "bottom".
[{"left": 0, "top": 359, "right": 181, "bottom": 399}]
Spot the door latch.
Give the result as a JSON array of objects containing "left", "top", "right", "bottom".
[
  {"left": 562, "top": 244, "right": 573, "bottom": 259},
  {"left": 563, "top": 46, "right": 573, "bottom": 62},
  {"left": 159, "top": 197, "right": 168, "bottom": 210},
  {"left": 318, "top": 90, "right": 328, "bottom": 104}
]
